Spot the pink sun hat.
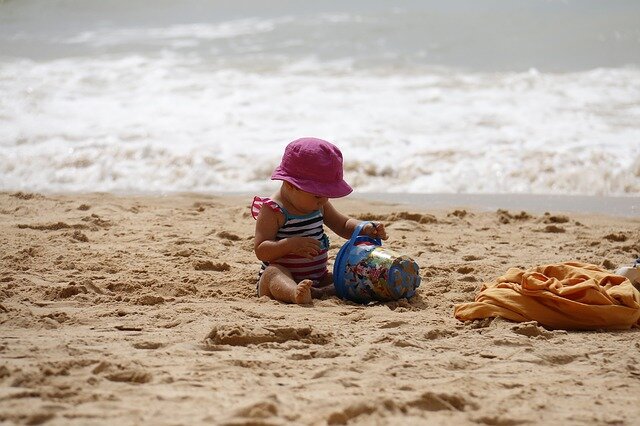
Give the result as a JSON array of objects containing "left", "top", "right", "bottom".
[{"left": 271, "top": 137, "right": 353, "bottom": 198}]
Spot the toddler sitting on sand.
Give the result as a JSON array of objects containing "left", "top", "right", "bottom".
[{"left": 251, "top": 137, "right": 387, "bottom": 304}]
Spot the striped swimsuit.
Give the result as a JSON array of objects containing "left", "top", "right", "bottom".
[{"left": 251, "top": 196, "right": 329, "bottom": 284}]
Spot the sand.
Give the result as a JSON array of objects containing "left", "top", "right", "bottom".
[{"left": 1, "top": 191, "right": 639, "bottom": 425}]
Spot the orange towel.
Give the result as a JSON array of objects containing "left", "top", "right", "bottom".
[{"left": 454, "top": 262, "right": 640, "bottom": 330}]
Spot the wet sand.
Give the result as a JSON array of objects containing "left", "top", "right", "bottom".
[{"left": 1, "top": 191, "right": 639, "bottom": 425}]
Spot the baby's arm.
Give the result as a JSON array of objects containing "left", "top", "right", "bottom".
[
  {"left": 323, "top": 201, "right": 388, "bottom": 240},
  {"left": 254, "top": 206, "right": 321, "bottom": 261}
]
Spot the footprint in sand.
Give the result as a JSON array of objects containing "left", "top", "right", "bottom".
[
  {"left": 510, "top": 322, "right": 555, "bottom": 339},
  {"left": 462, "top": 255, "right": 482, "bottom": 261},
  {"left": 42, "top": 312, "right": 71, "bottom": 324},
  {"left": 132, "top": 341, "right": 164, "bottom": 350},
  {"left": 174, "top": 249, "right": 193, "bottom": 257},
  {"left": 407, "top": 391, "right": 477, "bottom": 412},
  {"left": 604, "top": 232, "right": 627, "bottom": 242},
  {"left": 457, "top": 266, "right": 475, "bottom": 274},
  {"left": 459, "top": 275, "right": 477, "bottom": 282},
  {"left": 542, "top": 225, "right": 565, "bottom": 233},
  {"left": 106, "top": 282, "right": 142, "bottom": 293},
  {"left": 135, "top": 295, "right": 165, "bottom": 306},
  {"left": 217, "top": 230, "right": 241, "bottom": 241},
  {"left": 327, "top": 391, "right": 476, "bottom": 423},
  {"left": 224, "top": 397, "right": 282, "bottom": 424},
  {"left": 92, "top": 361, "right": 152, "bottom": 384},
  {"left": 327, "top": 402, "right": 377, "bottom": 425},
  {"left": 378, "top": 320, "right": 407, "bottom": 329},
  {"left": 538, "top": 352, "right": 582, "bottom": 366},
  {"left": 193, "top": 260, "right": 230, "bottom": 271},
  {"left": 57, "top": 284, "right": 88, "bottom": 299},
  {"left": 423, "top": 328, "right": 457, "bottom": 340},
  {"left": 233, "top": 400, "right": 279, "bottom": 418},
  {"left": 205, "top": 325, "right": 330, "bottom": 346},
  {"left": 106, "top": 370, "right": 152, "bottom": 384}
]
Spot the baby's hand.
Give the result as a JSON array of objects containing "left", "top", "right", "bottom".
[
  {"left": 362, "top": 222, "right": 388, "bottom": 240},
  {"left": 286, "top": 236, "right": 322, "bottom": 258}
]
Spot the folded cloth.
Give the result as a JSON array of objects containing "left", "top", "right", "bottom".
[{"left": 454, "top": 262, "right": 640, "bottom": 330}]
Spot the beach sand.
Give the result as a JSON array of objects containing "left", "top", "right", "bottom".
[{"left": 1, "top": 191, "right": 639, "bottom": 425}]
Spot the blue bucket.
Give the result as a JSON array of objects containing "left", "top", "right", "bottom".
[{"left": 333, "top": 221, "right": 421, "bottom": 304}]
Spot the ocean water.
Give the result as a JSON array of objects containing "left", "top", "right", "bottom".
[{"left": 1, "top": 0, "right": 639, "bottom": 196}]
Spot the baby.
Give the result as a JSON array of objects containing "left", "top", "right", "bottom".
[{"left": 252, "top": 137, "right": 387, "bottom": 304}]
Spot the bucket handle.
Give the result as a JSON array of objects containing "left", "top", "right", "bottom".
[{"left": 343, "top": 221, "right": 382, "bottom": 254}]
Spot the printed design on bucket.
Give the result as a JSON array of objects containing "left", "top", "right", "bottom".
[{"left": 334, "top": 221, "right": 421, "bottom": 304}]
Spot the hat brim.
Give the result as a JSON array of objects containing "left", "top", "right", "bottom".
[{"left": 271, "top": 168, "right": 352, "bottom": 198}]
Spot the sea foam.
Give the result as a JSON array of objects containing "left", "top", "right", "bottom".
[{"left": 1, "top": 6, "right": 639, "bottom": 196}]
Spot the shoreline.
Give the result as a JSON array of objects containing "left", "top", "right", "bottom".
[{"left": 6, "top": 190, "right": 639, "bottom": 217}]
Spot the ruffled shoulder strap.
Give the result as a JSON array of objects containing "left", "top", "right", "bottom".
[{"left": 251, "top": 196, "right": 284, "bottom": 220}]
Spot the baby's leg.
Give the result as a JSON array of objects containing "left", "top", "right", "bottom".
[
  {"left": 258, "top": 264, "right": 312, "bottom": 305},
  {"left": 311, "top": 272, "right": 336, "bottom": 299}
]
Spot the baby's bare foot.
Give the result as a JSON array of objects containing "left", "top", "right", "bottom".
[{"left": 295, "top": 280, "right": 313, "bottom": 305}]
